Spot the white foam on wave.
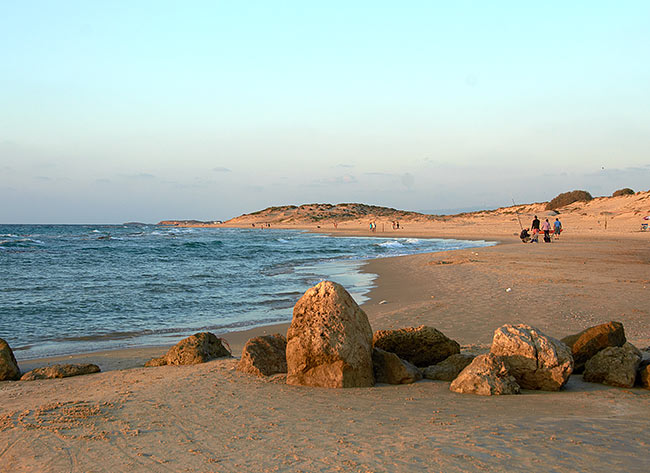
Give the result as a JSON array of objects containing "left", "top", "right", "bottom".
[
  {"left": 377, "top": 240, "right": 404, "bottom": 248},
  {"left": 405, "top": 238, "right": 420, "bottom": 244}
]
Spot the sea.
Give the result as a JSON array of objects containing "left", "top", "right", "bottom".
[{"left": 0, "top": 225, "right": 495, "bottom": 360}]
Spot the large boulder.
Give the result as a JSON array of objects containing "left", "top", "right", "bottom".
[
  {"left": 561, "top": 321, "right": 626, "bottom": 373},
  {"left": 583, "top": 343, "right": 642, "bottom": 388},
  {"left": 491, "top": 324, "right": 573, "bottom": 391},
  {"left": 637, "top": 359, "right": 650, "bottom": 389},
  {"left": 145, "top": 332, "right": 231, "bottom": 367},
  {"left": 20, "top": 364, "right": 100, "bottom": 381},
  {"left": 237, "top": 334, "right": 287, "bottom": 377},
  {"left": 286, "top": 281, "right": 374, "bottom": 388},
  {"left": 423, "top": 353, "right": 475, "bottom": 381},
  {"left": 0, "top": 338, "right": 20, "bottom": 381},
  {"left": 372, "top": 348, "right": 422, "bottom": 385},
  {"left": 372, "top": 326, "right": 460, "bottom": 367},
  {"left": 449, "top": 353, "right": 520, "bottom": 396}
]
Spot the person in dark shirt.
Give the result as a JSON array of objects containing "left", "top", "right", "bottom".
[{"left": 531, "top": 216, "right": 540, "bottom": 230}]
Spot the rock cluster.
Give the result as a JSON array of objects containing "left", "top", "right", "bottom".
[
  {"left": 372, "top": 325, "right": 460, "bottom": 367},
  {"left": 145, "top": 332, "right": 231, "bottom": 367},
  {"left": 237, "top": 334, "right": 287, "bottom": 377},
  {"left": 20, "top": 364, "right": 100, "bottom": 381},
  {"left": 0, "top": 338, "right": 21, "bottom": 381},
  {"left": 286, "top": 281, "right": 374, "bottom": 388}
]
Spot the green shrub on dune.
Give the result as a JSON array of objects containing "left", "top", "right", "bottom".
[{"left": 546, "top": 190, "right": 593, "bottom": 210}]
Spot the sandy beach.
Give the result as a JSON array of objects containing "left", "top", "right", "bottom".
[{"left": 2, "top": 220, "right": 649, "bottom": 472}]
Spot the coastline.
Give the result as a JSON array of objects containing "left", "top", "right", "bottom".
[
  {"left": 14, "top": 229, "right": 497, "bottom": 372},
  {"left": 2, "top": 228, "right": 649, "bottom": 472}
]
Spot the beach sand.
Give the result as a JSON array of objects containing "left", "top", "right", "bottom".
[{"left": 2, "top": 229, "right": 649, "bottom": 472}]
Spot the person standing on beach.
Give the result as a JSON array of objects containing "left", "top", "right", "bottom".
[
  {"left": 554, "top": 218, "right": 562, "bottom": 239},
  {"left": 541, "top": 218, "right": 551, "bottom": 242}
]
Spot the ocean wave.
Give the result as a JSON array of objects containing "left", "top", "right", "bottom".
[
  {"left": 0, "top": 238, "right": 44, "bottom": 248},
  {"left": 405, "top": 238, "right": 421, "bottom": 244},
  {"left": 376, "top": 240, "right": 404, "bottom": 248},
  {"left": 181, "top": 240, "right": 224, "bottom": 249}
]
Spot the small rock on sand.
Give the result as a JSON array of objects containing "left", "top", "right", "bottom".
[
  {"left": 561, "top": 321, "right": 626, "bottom": 373},
  {"left": 583, "top": 343, "right": 642, "bottom": 388},
  {"left": 372, "top": 347, "right": 422, "bottom": 385},
  {"left": 237, "top": 334, "right": 287, "bottom": 377},
  {"left": 450, "top": 353, "right": 520, "bottom": 396},
  {"left": 373, "top": 326, "right": 460, "bottom": 367},
  {"left": 0, "top": 338, "right": 21, "bottom": 381},
  {"left": 423, "top": 353, "right": 475, "bottom": 381},
  {"left": 20, "top": 363, "right": 100, "bottom": 381},
  {"left": 145, "top": 332, "right": 231, "bottom": 367}
]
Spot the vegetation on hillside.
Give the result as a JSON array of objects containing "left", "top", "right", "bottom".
[
  {"left": 546, "top": 190, "right": 593, "bottom": 210},
  {"left": 612, "top": 188, "right": 635, "bottom": 197}
]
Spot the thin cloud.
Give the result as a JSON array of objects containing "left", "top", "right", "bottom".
[
  {"left": 213, "top": 167, "right": 232, "bottom": 173},
  {"left": 120, "top": 173, "right": 156, "bottom": 179},
  {"left": 312, "top": 175, "right": 358, "bottom": 185}
]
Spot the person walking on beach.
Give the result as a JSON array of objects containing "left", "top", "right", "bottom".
[
  {"left": 541, "top": 218, "right": 552, "bottom": 243},
  {"left": 554, "top": 218, "right": 562, "bottom": 240},
  {"left": 531, "top": 215, "right": 540, "bottom": 232}
]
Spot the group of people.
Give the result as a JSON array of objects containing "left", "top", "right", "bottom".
[{"left": 520, "top": 215, "right": 562, "bottom": 243}]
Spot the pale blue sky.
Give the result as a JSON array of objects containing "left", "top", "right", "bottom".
[{"left": 1, "top": 1, "right": 649, "bottom": 223}]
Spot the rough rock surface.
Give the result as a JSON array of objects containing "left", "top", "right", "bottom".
[
  {"left": 145, "top": 332, "right": 231, "bottom": 367},
  {"left": 20, "top": 364, "right": 100, "bottom": 381},
  {"left": 583, "top": 343, "right": 642, "bottom": 388},
  {"left": 286, "top": 281, "right": 374, "bottom": 388},
  {"left": 561, "top": 321, "right": 626, "bottom": 373},
  {"left": 637, "top": 359, "right": 650, "bottom": 389},
  {"left": 237, "top": 334, "right": 287, "bottom": 377},
  {"left": 0, "top": 338, "right": 21, "bottom": 381},
  {"left": 491, "top": 324, "right": 573, "bottom": 391},
  {"left": 372, "top": 348, "right": 422, "bottom": 385},
  {"left": 449, "top": 353, "right": 520, "bottom": 396},
  {"left": 423, "top": 353, "right": 475, "bottom": 381},
  {"left": 372, "top": 326, "right": 460, "bottom": 367}
]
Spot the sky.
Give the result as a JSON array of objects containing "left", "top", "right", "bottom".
[{"left": 1, "top": 1, "right": 649, "bottom": 223}]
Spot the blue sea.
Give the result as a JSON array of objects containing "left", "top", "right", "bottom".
[{"left": 0, "top": 225, "right": 495, "bottom": 360}]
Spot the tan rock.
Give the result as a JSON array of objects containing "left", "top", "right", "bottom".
[
  {"left": 637, "top": 359, "right": 650, "bottom": 389},
  {"left": 423, "top": 353, "right": 475, "bottom": 381},
  {"left": 372, "top": 326, "right": 460, "bottom": 367},
  {"left": 491, "top": 324, "right": 573, "bottom": 391},
  {"left": 561, "top": 321, "right": 626, "bottom": 373},
  {"left": 449, "top": 353, "right": 520, "bottom": 395},
  {"left": 20, "top": 363, "right": 100, "bottom": 381},
  {"left": 0, "top": 338, "right": 20, "bottom": 381},
  {"left": 372, "top": 348, "right": 422, "bottom": 385},
  {"left": 583, "top": 343, "right": 642, "bottom": 388},
  {"left": 286, "top": 281, "right": 374, "bottom": 388},
  {"left": 237, "top": 334, "right": 287, "bottom": 377},
  {"left": 145, "top": 332, "right": 231, "bottom": 367}
]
